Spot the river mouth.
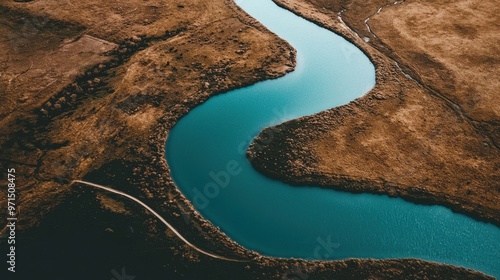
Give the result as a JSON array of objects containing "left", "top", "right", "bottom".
[{"left": 165, "top": 0, "right": 500, "bottom": 278}]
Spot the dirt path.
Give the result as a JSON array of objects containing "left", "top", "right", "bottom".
[{"left": 72, "top": 180, "right": 249, "bottom": 263}]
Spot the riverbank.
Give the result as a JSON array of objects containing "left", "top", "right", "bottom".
[
  {"left": 0, "top": 0, "right": 496, "bottom": 279},
  {"left": 248, "top": 0, "right": 500, "bottom": 227}
]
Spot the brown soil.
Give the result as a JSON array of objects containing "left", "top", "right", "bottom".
[
  {"left": 0, "top": 0, "right": 496, "bottom": 279},
  {"left": 248, "top": 0, "right": 500, "bottom": 236}
]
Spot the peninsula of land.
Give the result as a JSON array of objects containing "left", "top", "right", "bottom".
[{"left": 249, "top": 0, "right": 500, "bottom": 227}]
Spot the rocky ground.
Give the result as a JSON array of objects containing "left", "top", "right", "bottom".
[{"left": 0, "top": 0, "right": 496, "bottom": 279}]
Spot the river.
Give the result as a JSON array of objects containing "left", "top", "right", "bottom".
[{"left": 166, "top": 0, "right": 500, "bottom": 277}]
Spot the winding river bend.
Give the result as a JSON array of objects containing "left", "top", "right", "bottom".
[{"left": 166, "top": 0, "right": 500, "bottom": 277}]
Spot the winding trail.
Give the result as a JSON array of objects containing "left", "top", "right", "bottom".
[
  {"left": 71, "top": 180, "right": 249, "bottom": 262},
  {"left": 355, "top": 0, "right": 500, "bottom": 150},
  {"left": 335, "top": 3, "right": 420, "bottom": 84},
  {"left": 363, "top": 0, "right": 406, "bottom": 39}
]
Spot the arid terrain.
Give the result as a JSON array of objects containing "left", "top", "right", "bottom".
[
  {"left": 0, "top": 0, "right": 497, "bottom": 279},
  {"left": 249, "top": 0, "right": 500, "bottom": 226}
]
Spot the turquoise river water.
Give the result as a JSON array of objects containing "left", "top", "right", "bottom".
[{"left": 166, "top": 0, "right": 500, "bottom": 277}]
